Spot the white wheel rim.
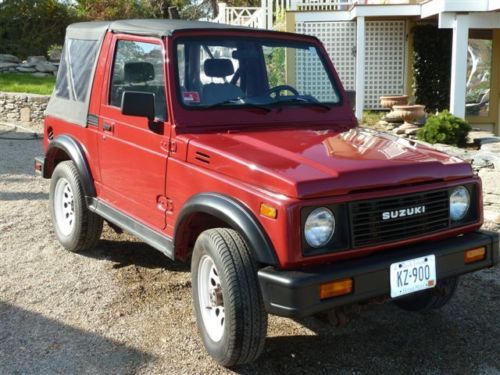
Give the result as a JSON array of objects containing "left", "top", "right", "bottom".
[
  {"left": 198, "top": 255, "right": 225, "bottom": 342},
  {"left": 54, "top": 178, "right": 75, "bottom": 236}
]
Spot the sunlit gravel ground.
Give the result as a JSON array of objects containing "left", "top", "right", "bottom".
[{"left": 1, "top": 127, "right": 499, "bottom": 374}]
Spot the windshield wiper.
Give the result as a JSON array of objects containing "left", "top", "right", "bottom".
[
  {"left": 206, "top": 98, "right": 272, "bottom": 113},
  {"left": 275, "top": 97, "right": 331, "bottom": 111}
]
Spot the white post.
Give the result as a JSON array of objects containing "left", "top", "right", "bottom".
[
  {"left": 258, "top": 9, "right": 266, "bottom": 29},
  {"left": 217, "top": 3, "right": 227, "bottom": 23},
  {"left": 267, "top": 0, "right": 273, "bottom": 29},
  {"left": 449, "top": 14, "right": 469, "bottom": 119},
  {"left": 355, "top": 16, "right": 366, "bottom": 121}
]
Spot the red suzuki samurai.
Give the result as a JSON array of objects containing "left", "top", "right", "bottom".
[{"left": 35, "top": 19, "right": 499, "bottom": 366}]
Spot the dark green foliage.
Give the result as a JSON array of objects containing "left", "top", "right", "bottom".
[
  {"left": 0, "top": 0, "right": 197, "bottom": 58},
  {"left": 417, "top": 111, "right": 471, "bottom": 147},
  {"left": 265, "top": 47, "right": 285, "bottom": 88},
  {"left": 75, "top": 0, "right": 150, "bottom": 20},
  {"left": 412, "top": 24, "right": 452, "bottom": 112},
  {"left": 0, "top": 0, "right": 261, "bottom": 60},
  {"left": 0, "top": 0, "right": 77, "bottom": 59}
]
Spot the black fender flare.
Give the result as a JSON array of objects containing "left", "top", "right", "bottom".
[
  {"left": 174, "top": 193, "right": 278, "bottom": 266},
  {"left": 45, "top": 134, "right": 96, "bottom": 198}
]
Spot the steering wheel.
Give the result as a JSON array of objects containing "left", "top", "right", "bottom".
[{"left": 266, "top": 85, "right": 299, "bottom": 99}]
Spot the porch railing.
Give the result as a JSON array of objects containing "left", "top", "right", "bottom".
[
  {"left": 286, "top": 0, "right": 351, "bottom": 11},
  {"left": 210, "top": 0, "right": 419, "bottom": 30},
  {"left": 286, "top": 0, "right": 415, "bottom": 11},
  {"left": 213, "top": 4, "right": 267, "bottom": 28}
]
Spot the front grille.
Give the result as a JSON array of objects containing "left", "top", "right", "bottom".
[{"left": 349, "top": 189, "right": 449, "bottom": 248}]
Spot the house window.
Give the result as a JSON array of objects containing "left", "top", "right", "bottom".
[{"left": 466, "top": 30, "right": 493, "bottom": 118}]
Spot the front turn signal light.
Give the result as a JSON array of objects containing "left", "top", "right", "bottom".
[
  {"left": 320, "top": 278, "right": 353, "bottom": 300},
  {"left": 464, "top": 247, "right": 486, "bottom": 264},
  {"left": 260, "top": 203, "right": 277, "bottom": 219}
]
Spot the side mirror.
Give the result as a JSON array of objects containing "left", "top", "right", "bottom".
[{"left": 121, "top": 91, "right": 155, "bottom": 121}]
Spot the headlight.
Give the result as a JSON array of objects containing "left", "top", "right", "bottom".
[
  {"left": 304, "top": 208, "right": 335, "bottom": 248},
  {"left": 450, "top": 186, "right": 470, "bottom": 221}
]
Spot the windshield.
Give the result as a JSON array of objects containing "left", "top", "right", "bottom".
[{"left": 175, "top": 37, "right": 340, "bottom": 109}]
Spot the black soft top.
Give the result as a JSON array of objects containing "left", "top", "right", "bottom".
[
  {"left": 67, "top": 19, "right": 254, "bottom": 39},
  {"left": 46, "top": 19, "right": 309, "bottom": 127}
]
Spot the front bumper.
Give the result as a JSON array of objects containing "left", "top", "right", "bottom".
[{"left": 258, "top": 230, "right": 499, "bottom": 318}]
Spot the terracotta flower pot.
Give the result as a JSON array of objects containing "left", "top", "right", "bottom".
[
  {"left": 392, "top": 104, "right": 426, "bottom": 125},
  {"left": 380, "top": 95, "right": 409, "bottom": 109}
]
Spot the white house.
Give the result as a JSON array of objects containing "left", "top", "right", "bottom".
[{"left": 212, "top": 0, "right": 500, "bottom": 135}]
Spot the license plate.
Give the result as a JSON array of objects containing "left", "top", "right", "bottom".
[{"left": 390, "top": 255, "right": 436, "bottom": 298}]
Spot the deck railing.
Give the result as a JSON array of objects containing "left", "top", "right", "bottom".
[
  {"left": 286, "top": 0, "right": 351, "bottom": 11},
  {"left": 213, "top": 4, "right": 267, "bottom": 28},
  {"left": 210, "top": 0, "right": 419, "bottom": 30},
  {"left": 286, "top": 0, "right": 415, "bottom": 11}
]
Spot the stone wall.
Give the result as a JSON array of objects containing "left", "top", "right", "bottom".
[
  {"left": 0, "top": 54, "right": 59, "bottom": 77},
  {"left": 0, "top": 92, "right": 49, "bottom": 131}
]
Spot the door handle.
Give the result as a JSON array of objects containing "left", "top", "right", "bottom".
[{"left": 103, "top": 123, "right": 113, "bottom": 132}]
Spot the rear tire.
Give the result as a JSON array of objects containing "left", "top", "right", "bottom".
[
  {"left": 191, "top": 228, "right": 268, "bottom": 367},
  {"left": 394, "top": 276, "right": 458, "bottom": 312},
  {"left": 49, "top": 161, "right": 103, "bottom": 252}
]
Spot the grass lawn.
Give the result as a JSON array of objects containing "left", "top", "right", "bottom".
[{"left": 0, "top": 73, "right": 55, "bottom": 95}]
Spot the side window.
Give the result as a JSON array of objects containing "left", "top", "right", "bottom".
[
  {"left": 55, "top": 39, "right": 98, "bottom": 102},
  {"left": 109, "top": 40, "right": 167, "bottom": 120}
]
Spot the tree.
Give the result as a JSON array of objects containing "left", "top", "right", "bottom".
[
  {"left": 0, "top": 0, "right": 76, "bottom": 58},
  {"left": 75, "top": 0, "right": 150, "bottom": 20},
  {"left": 75, "top": 0, "right": 193, "bottom": 20},
  {"left": 412, "top": 24, "right": 452, "bottom": 112}
]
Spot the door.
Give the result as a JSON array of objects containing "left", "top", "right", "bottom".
[{"left": 97, "top": 35, "right": 170, "bottom": 230}]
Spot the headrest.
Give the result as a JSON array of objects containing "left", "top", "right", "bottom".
[
  {"left": 204, "top": 59, "right": 234, "bottom": 78},
  {"left": 124, "top": 62, "right": 155, "bottom": 82}
]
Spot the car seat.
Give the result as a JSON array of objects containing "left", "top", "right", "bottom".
[{"left": 201, "top": 59, "right": 243, "bottom": 106}]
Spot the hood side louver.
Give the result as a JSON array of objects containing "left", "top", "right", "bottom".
[{"left": 195, "top": 151, "right": 211, "bottom": 164}]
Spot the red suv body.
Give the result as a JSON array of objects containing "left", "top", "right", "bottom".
[{"left": 35, "top": 20, "right": 499, "bottom": 366}]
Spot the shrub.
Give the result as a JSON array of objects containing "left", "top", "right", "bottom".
[
  {"left": 0, "top": 0, "right": 77, "bottom": 58},
  {"left": 417, "top": 111, "right": 471, "bottom": 147}
]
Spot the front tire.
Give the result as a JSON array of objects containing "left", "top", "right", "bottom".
[
  {"left": 49, "top": 161, "right": 103, "bottom": 252},
  {"left": 191, "top": 228, "right": 268, "bottom": 367},
  {"left": 394, "top": 276, "right": 458, "bottom": 312}
]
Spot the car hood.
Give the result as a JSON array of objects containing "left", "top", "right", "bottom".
[{"left": 186, "top": 127, "right": 473, "bottom": 199}]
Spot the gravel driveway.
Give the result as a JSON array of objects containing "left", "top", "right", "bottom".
[{"left": 1, "top": 126, "right": 499, "bottom": 374}]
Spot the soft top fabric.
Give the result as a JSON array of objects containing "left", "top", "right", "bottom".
[
  {"left": 45, "top": 19, "right": 292, "bottom": 127},
  {"left": 66, "top": 21, "right": 110, "bottom": 40},
  {"left": 66, "top": 19, "right": 252, "bottom": 40},
  {"left": 204, "top": 59, "right": 234, "bottom": 78}
]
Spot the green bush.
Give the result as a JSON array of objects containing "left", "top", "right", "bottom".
[
  {"left": 417, "top": 111, "right": 471, "bottom": 147},
  {"left": 0, "top": 0, "right": 77, "bottom": 58}
]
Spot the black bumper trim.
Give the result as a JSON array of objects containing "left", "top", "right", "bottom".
[{"left": 258, "top": 230, "right": 499, "bottom": 318}]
